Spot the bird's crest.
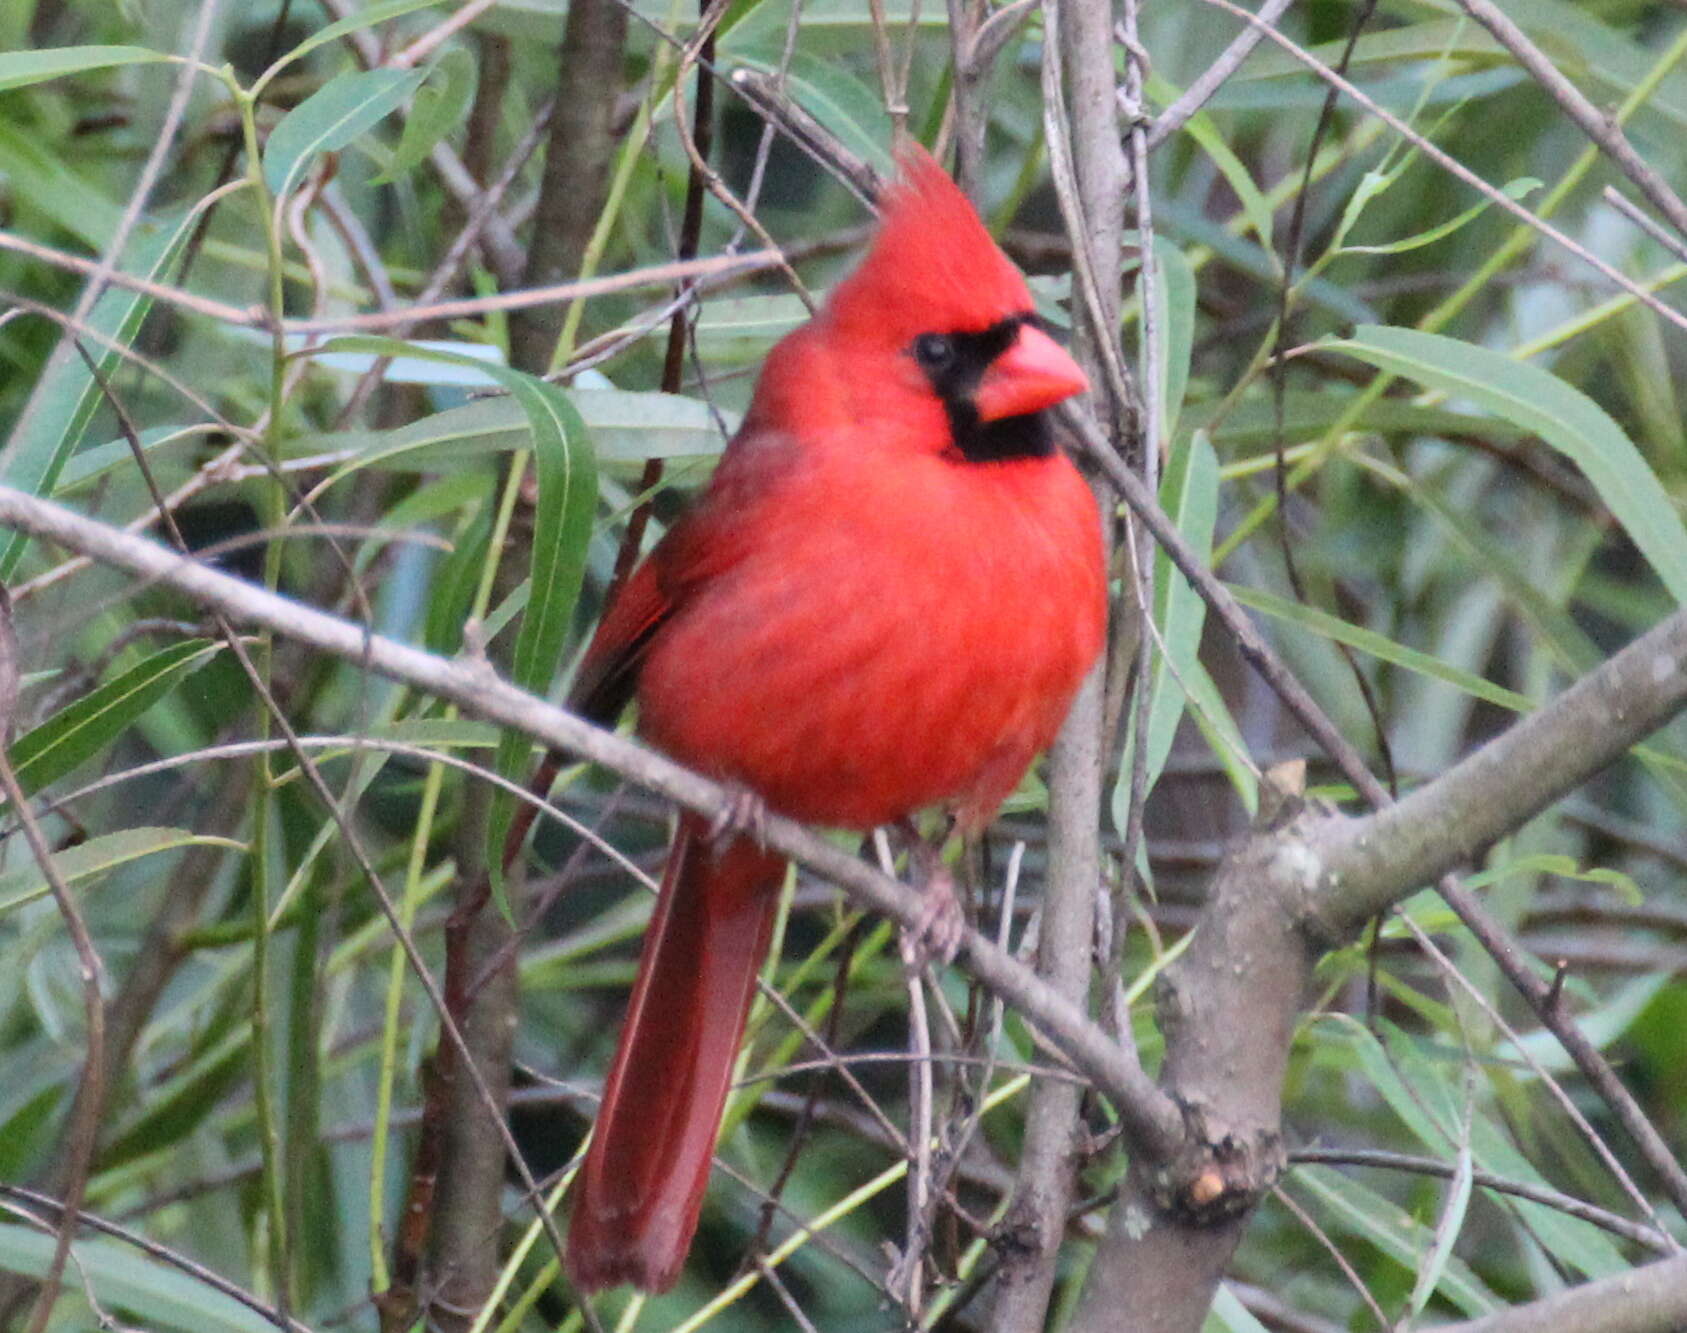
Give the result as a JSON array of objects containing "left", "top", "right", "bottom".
[{"left": 825, "top": 144, "right": 1033, "bottom": 338}]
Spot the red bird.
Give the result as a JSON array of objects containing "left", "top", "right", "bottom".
[{"left": 564, "top": 147, "right": 1107, "bottom": 1294}]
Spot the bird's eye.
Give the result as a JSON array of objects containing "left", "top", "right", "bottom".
[{"left": 913, "top": 333, "right": 955, "bottom": 370}]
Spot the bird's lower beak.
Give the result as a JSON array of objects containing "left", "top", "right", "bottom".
[{"left": 973, "top": 324, "right": 1089, "bottom": 423}]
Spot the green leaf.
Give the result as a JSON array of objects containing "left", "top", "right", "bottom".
[
  {"left": 730, "top": 46, "right": 894, "bottom": 178},
  {"left": 0, "top": 826, "right": 246, "bottom": 916},
  {"left": 100, "top": 1025, "right": 250, "bottom": 1172},
  {"left": 1114, "top": 432, "right": 1218, "bottom": 839},
  {"left": 1325, "top": 327, "right": 1687, "bottom": 605},
  {"left": 0, "top": 1224, "right": 278, "bottom": 1333},
  {"left": 1409, "top": 1131, "right": 1474, "bottom": 1317},
  {"left": 1320, "top": 1016, "right": 1630, "bottom": 1280},
  {"left": 263, "top": 66, "right": 426, "bottom": 200},
  {"left": 1229, "top": 583, "right": 1533, "bottom": 714},
  {"left": 1185, "top": 392, "right": 1527, "bottom": 457},
  {"left": 1292, "top": 1165, "right": 1500, "bottom": 1317},
  {"left": 256, "top": 0, "right": 448, "bottom": 91},
  {"left": 0, "top": 45, "right": 171, "bottom": 92},
  {"left": 0, "top": 206, "right": 202, "bottom": 579},
  {"left": 487, "top": 390, "right": 598, "bottom": 910},
  {"left": 306, "top": 389, "right": 727, "bottom": 488},
  {"left": 8, "top": 641, "right": 222, "bottom": 795},
  {"left": 0, "top": 1083, "right": 61, "bottom": 1177},
  {"left": 373, "top": 46, "right": 477, "bottom": 184},
  {"left": 1126, "top": 233, "right": 1198, "bottom": 446},
  {"left": 0, "top": 120, "right": 124, "bottom": 248},
  {"left": 54, "top": 424, "right": 212, "bottom": 495},
  {"left": 315, "top": 339, "right": 599, "bottom": 913},
  {"left": 1339, "top": 177, "right": 1541, "bottom": 256},
  {"left": 1464, "top": 852, "right": 1642, "bottom": 903},
  {"left": 1205, "top": 1286, "right": 1271, "bottom": 1333},
  {"left": 1160, "top": 98, "right": 1275, "bottom": 253}
]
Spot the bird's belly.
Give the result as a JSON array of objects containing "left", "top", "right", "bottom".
[{"left": 636, "top": 516, "right": 1099, "bottom": 830}]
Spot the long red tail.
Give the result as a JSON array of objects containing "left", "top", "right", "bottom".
[{"left": 565, "top": 812, "right": 785, "bottom": 1293}]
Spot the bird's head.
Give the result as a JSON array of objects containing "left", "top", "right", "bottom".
[{"left": 816, "top": 144, "right": 1089, "bottom": 463}]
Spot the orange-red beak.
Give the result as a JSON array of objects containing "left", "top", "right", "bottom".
[{"left": 973, "top": 324, "right": 1088, "bottom": 422}]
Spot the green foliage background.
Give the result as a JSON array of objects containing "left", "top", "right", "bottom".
[{"left": 1, "top": 0, "right": 1686, "bottom": 1329}]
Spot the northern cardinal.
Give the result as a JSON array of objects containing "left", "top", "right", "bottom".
[{"left": 564, "top": 146, "right": 1107, "bottom": 1293}]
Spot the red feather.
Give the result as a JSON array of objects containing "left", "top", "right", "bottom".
[{"left": 564, "top": 145, "right": 1107, "bottom": 1293}]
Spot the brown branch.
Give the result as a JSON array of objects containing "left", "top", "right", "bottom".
[
  {"left": 986, "top": 4, "right": 1132, "bottom": 1328},
  {"left": 1194, "top": 0, "right": 1687, "bottom": 334},
  {"left": 0, "top": 483, "right": 1187, "bottom": 1161},
  {"left": 0, "top": 595, "right": 107, "bottom": 1333},
  {"left": 508, "top": 0, "right": 629, "bottom": 373},
  {"left": 1288, "top": 1148, "right": 1673, "bottom": 1254},
  {"left": 1456, "top": 0, "right": 1687, "bottom": 241},
  {"left": 1437, "top": 1253, "right": 1687, "bottom": 1333}
]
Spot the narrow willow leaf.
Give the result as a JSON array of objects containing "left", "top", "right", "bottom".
[
  {"left": 257, "top": 0, "right": 447, "bottom": 89},
  {"left": 0, "top": 206, "right": 201, "bottom": 579},
  {"left": 264, "top": 67, "right": 426, "bottom": 201},
  {"left": 373, "top": 47, "right": 477, "bottom": 184},
  {"left": 729, "top": 46, "right": 894, "bottom": 177},
  {"left": 0, "top": 45, "right": 170, "bottom": 92},
  {"left": 1340, "top": 177, "right": 1540, "bottom": 256},
  {"left": 1113, "top": 432, "right": 1218, "bottom": 840},
  {"left": 1207, "top": 1286, "right": 1271, "bottom": 1332},
  {"left": 0, "top": 121, "right": 124, "bottom": 248},
  {"left": 1325, "top": 326, "right": 1687, "bottom": 604},
  {"left": 305, "top": 389, "right": 729, "bottom": 486},
  {"left": 315, "top": 339, "right": 598, "bottom": 914},
  {"left": 1321, "top": 1015, "right": 1630, "bottom": 1279},
  {"left": 0, "top": 827, "right": 245, "bottom": 916},
  {"left": 1230, "top": 582, "right": 1532, "bottom": 713},
  {"left": 1125, "top": 232, "right": 1198, "bottom": 445},
  {"left": 1157, "top": 96, "right": 1275, "bottom": 251},
  {"left": 8, "top": 641, "right": 222, "bottom": 794},
  {"left": 1409, "top": 1132, "right": 1474, "bottom": 1316},
  {"left": 0, "top": 1225, "right": 277, "bottom": 1333},
  {"left": 54, "top": 424, "right": 212, "bottom": 494},
  {"left": 1292, "top": 1166, "right": 1500, "bottom": 1318}
]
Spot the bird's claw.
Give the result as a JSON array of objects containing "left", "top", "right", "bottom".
[
  {"left": 903, "top": 862, "right": 964, "bottom": 967},
  {"left": 709, "top": 783, "right": 769, "bottom": 847}
]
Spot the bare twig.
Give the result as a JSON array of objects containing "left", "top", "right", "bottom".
[
  {"left": 0, "top": 1185, "right": 313, "bottom": 1333},
  {"left": 1196, "top": 0, "right": 1687, "bottom": 334},
  {"left": 1436, "top": 1253, "right": 1687, "bottom": 1333},
  {"left": 1603, "top": 184, "right": 1687, "bottom": 265},
  {"left": 1145, "top": 0, "right": 1297, "bottom": 150},
  {"left": 1289, "top": 1148, "right": 1673, "bottom": 1254},
  {"left": 0, "top": 483, "right": 1188, "bottom": 1159},
  {"left": 1457, "top": 0, "right": 1687, "bottom": 240},
  {"left": 0, "top": 596, "right": 106, "bottom": 1333}
]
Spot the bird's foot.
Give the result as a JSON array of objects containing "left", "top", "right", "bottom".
[
  {"left": 709, "top": 782, "right": 769, "bottom": 848},
  {"left": 903, "top": 859, "right": 965, "bottom": 967}
]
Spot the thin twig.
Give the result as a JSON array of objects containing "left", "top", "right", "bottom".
[
  {"left": 0, "top": 482, "right": 1189, "bottom": 1158},
  {"left": 0, "top": 612, "right": 107, "bottom": 1333},
  {"left": 1196, "top": 0, "right": 1687, "bottom": 333},
  {"left": 1457, "top": 0, "right": 1687, "bottom": 240},
  {"left": 1146, "top": 0, "right": 1297, "bottom": 150},
  {"left": 0, "top": 1186, "right": 313, "bottom": 1333}
]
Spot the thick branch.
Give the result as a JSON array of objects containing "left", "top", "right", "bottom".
[
  {"left": 989, "top": 4, "right": 1131, "bottom": 1328},
  {"left": 1315, "top": 604, "right": 1687, "bottom": 933},
  {"left": 0, "top": 484, "right": 1184, "bottom": 1162},
  {"left": 509, "top": 0, "right": 628, "bottom": 372},
  {"left": 1442, "top": 1253, "right": 1687, "bottom": 1333}
]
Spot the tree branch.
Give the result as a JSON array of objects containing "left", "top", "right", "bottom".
[
  {"left": 1315, "top": 604, "right": 1687, "bottom": 932},
  {"left": 1440, "top": 1253, "right": 1687, "bottom": 1333},
  {"left": 0, "top": 484, "right": 1186, "bottom": 1164}
]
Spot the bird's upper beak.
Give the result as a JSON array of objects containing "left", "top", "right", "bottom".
[{"left": 973, "top": 324, "right": 1089, "bottom": 423}]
